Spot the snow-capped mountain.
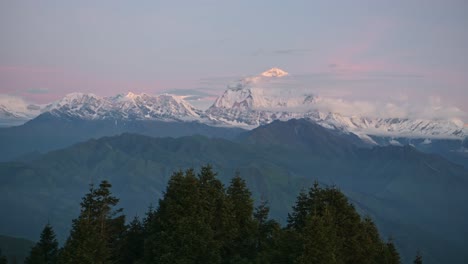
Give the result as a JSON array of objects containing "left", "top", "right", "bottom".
[
  {"left": 313, "top": 113, "right": 467, "bottom": 140},
  {"left": 206, "top": 68, "right": 323, "bottom": 126},
  {"left": 1, "top": 67, "right": 467, "bottom": 139},
  {"left": 44, "top": 92, "right": 207, "bottom": 122},
  {"left": 206, "top": 68, "right": 468, "bottom": 139},
  {"left": 0, "top": 95, "right": 43, "bottom": 126}
]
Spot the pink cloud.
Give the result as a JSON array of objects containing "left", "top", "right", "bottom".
[
  {"left": 0, "top": 66, "right": 62, "bottom": 74},
  {"left": 324, "top": 18, "right": 410, "bottom": 76},
  {"left": 0, "top": 65, "right": 192, "bottom": 104}
]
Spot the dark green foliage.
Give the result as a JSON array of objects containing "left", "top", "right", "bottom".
[
  {"left": 253, "top": 200, "right": 281, "bottom": 263},
  {"left": 25, "top": 223, "right": 58, "bottom": 264},
  {"left": 225, "top": 174, "right": 257, "bottom": 263},
  {"left": 142, "top": 168, "right": 400, "bottom": 264},
  {"left": 414, "top": 250, "right": 423, "bottom": 264},
  {"left": 385, "top": 239, "right": 401, "bottom": 264},
  {"left": 59, "top": 180, "right": 125, "bottom": 264},
  {"left": 298, "top": 212, "right": 338, "bottom": 264},
  {"left": 287, "top": 183, "right": 401, "bottom": 264},
  {"left": 120, "top": 216, "right": 145, "bottom": 264},
  {"left": 23, "top": 166, "right": 402, "bottom": 264},
  {"left": 145, "top": 169, "right": 221, "bottom": 264},
  {"left": 143, "top": 166, "right": 283, "bottom": 264}
]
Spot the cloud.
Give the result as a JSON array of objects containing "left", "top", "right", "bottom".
[
  {"left": 0, "top": 66, "right": 60, "bottom": 74},
  {"left": 300, "top": 94, "right": 467, "bottom": 123},
  {"left": 0, "top": 94, "right": 42, "bottom": 117},
  {"left": 162, "top": 88, "right": 219, "bottom": 110},
  {"left": 25, "top": 88, "right": 50, "bottom": 94},
  {"left": 164, "top": 88, "right": 214, "bottom": 97},
  {"left": 272, "top": 48, "right": 313, "bottom": 55},
  {"left": 0, "top": 94, "right": 30, "bottom": 107},
  {"left": 251, "top": 48, "right": 313, "bottom": 57}
]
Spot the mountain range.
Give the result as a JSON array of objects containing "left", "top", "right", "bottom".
[
  {"left": 1, "top": 119, "right": 467, "bottom": 264},
  {"left": 1, "top": 68, "right": 467, "bottom": 140}
]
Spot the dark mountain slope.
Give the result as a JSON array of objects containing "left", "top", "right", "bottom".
[
  {"left": 0, "top": 113, "right": 245, "bottom": 161},
  {"left": 238, "top": 118, "right": 365, "bottom": 155},
  {"left": 0, "top": 235, "right": 35, "bottom": 264}
]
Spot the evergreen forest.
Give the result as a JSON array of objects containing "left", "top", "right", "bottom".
[{"left": 4, "top": 166, "right": 423, "bottom": 264}]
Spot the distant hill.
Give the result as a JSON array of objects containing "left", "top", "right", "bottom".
[
  {"left": 0, "top": 119, "right": 467, "bottom": 263},
  {"left": 0, "top": 113, "right": 245, "bottom": 161},
  {"left": 0, "top": 235, "right": 34, "bottom": 264}
]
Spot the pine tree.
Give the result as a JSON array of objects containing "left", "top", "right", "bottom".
[
  {"left": 285, "top": 182, "right": 399, "bottom": 264},
  {"left": 0, "top": 248, "right": 7, "bottom": 264},
  {"left": 385, "top": 239, "right": 401, "bottom": 264},
  {"left": 414, "top": 250, "right": 423, "bottom": 264},
  {"left": 316, "top": 186, "right": 362, "bottom": 263},
  {"left": 287, "top": 189, "right": 310, "bottom": 230},
  {"left": 253, "top": 200, "right": 281, "bottom": 264},
  {"left": 198, "top": 165, "right": 233, "bottom": 262},
  {"left": 121, "top": 216, "right": 144, "bottom": 264},
  {"left": 142, "top": 205, "right": 156, "bottom": 263},
  {"left": 145, "top": 169, "right": 220, "bottom": 264},
  {"left": 25, "top": 223, "right": 59, "bottom": 264},
  {"left": 356, "top": 216, "right": 385, "bottom": 264},
  {"left": 60, "top": 180, "right": 125, "bottom": 264},
  {"left": 226, "top": 173, "right": 256, "bottom": 262},
  {"left": 298, "top": 209, "right": 338, "bottom": 264}
]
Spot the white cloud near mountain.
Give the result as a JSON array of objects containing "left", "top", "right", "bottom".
[
  {"left": 189, "top": 69, "right": 468, "bottom": 123},
  {"left": 309, "top": 96, "right": 466, "bottom": 121},
  {"left": 0, "top": 94, "right": 41, "bottom": 114}
]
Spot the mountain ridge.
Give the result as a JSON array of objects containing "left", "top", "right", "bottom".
[{"left": 1, "top": 68, "right": 466, "bottom": 140}]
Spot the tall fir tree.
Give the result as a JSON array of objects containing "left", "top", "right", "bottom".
[
  {"left": 59, "top": 180, "right": 125, "bottom": 264},
  {"left": 120, "top": 216, "right": 144, "bottom": 264},
  {"left": 25, "top": 223, "right": 59, "bottom": 264},
  {"left": 226, "top": 173, "right": 256, "bottom": 263},
  {"left": 252, "top": 200, "right": 281, "bottom": 264},
  {"left": 298, "top": 209, "right": 338, "bottom": 264},
  {"left": 198, "top": 165, "right": 234, "bottom": 262},
  {"left": 286, "top": 182, "right": 400, "bottom": 264},
  {"left": 287, "top": 189, "right": 310, "bottom": 230},
  {"left": 145, "top": 169, "right": 220, "bottom": 264},
  {"left": 414, "top": 250, "right": 423, "bottom": 264},
  {"left": 383, "top": 238, "right": 401, "bottom": 264},
  {"left": 357, "top": 217, "right": 387, "bottom": 264}
]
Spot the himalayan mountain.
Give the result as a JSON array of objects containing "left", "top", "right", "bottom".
[
  {"left": 1, "top": 67, "right": 466, "bottom": 140},
  {"left": 0, "top": 68, "right": 466, "bottom": 164}
]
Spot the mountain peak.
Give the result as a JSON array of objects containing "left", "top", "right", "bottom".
[
  {"left": 53, "top": 93, "right": 100, "bottom": 106},
  {"left": 126, "top": 92, "right": 138, "bottom": 99},
  {"left": 62, "top": 92, "right": 98, "bottom": 99},
  {"left": 260, "top": 67, "right": 289, "bottom": 77}
]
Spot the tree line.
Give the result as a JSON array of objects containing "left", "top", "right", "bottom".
[{"left": 4, "top": 165, "right": 424, "bottom": 263}]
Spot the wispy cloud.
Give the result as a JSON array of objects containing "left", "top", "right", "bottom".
[
  {"left": 310, "top": 96, "right": 466, "bottom": 121},
  {"left": 0, "top": 66, "right": 60, "bottom": 74},
  {"left": 25, "top": 88, "right": 50, "bottom": 94},
  {"left": 251, "top": 48, "right": 313, "bottom": 57}
]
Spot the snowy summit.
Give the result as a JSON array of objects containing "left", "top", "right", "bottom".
[{"left": 260, "top": 67, "right": 289, "bottom": 78}]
